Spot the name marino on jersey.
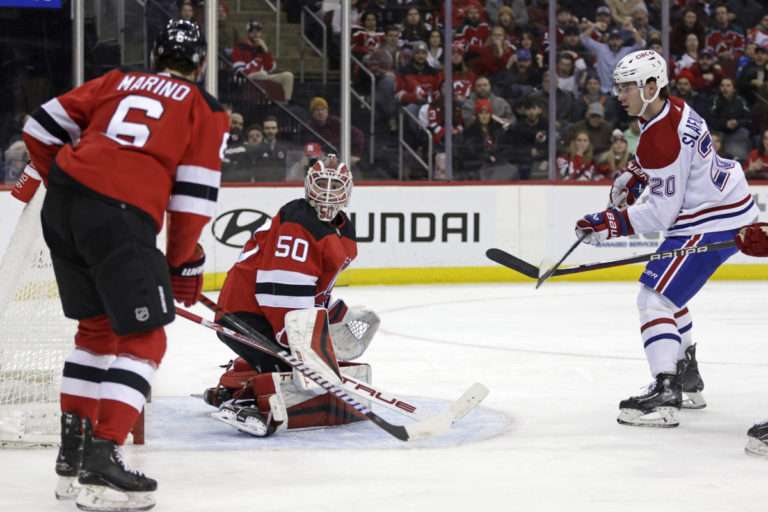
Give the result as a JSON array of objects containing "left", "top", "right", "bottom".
[{"left": 116, "top": 73, "right": 192, "bottom": 102}]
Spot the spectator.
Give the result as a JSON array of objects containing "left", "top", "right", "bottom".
[
  {"left": 361, "top": 47, "right": 398, "bottom": 133},
  {"left": 497, "top": 48, "right": 542, "bottom": 99},
  {"left": 705, "top": 3, "right": 746, "bottom": 64},
  {"left": 467, "top": 25, "right": 515, "bottom": 79},
  {"left": 401, "top": 6, "right": 431, "bottom": 48},
  {"left": 624, "top": 118, "right": 641, "bottom": 154},
  {"left": 245, "top": 124, "right": 263, "bottom": 146},
  {"left": 560, "top": 25, "right": 589, "bottom": 62},
  {"left": 439, "top": 43, "right": 477, "bottom": 108},
  {"left": 178, "top": 0, "right": 197, "bottom": 21},
  {"left": 674, "top": 33, "right": 701, "bottom": 76},
  {"left": 605, "top": 0, "right": 647, "bottom": 26},
  {"left": 496, "top": 6, "right": 520, "bottom": 47},
  {"left": 418, "top": 93, "right": 465, "bottom": 179},
  {"left": 744, "top": 128, "right": 768, "bottom": 180},
  {"left": 592, "top": 6, "right": 616, "bottom": 42},
  {"left": 710, "top": 131, "right": 732, "bottom": 157},
  {"left": 222, "top": 112, "right": 253, "bottom": 182},
  {"left": 352, "top": 11, "right": 384, "bottom": 61},
  {"left": 425, "top": 30, "right": 444, "bottom": 70},
  {"left": 305, "top": 97, "right": 365, "bottom": 164},
  {"left": 252, "top": 115, "right": 289, "bottom": 180},
  {"left": 3, "top": 139, "right": 28, "bottom": 183},
  {"left": 499, "top": 97, "right": 548, "bottom": 179},
  {"left": 462, "top": 76, "right": 513, "bottom": 127},
  {"left": 456, "top": 3, "right": 491, "bottom": 52},
  {"left": 531, "top": 70, "right": 582, "bottom": 129},
  {"left": 596, "top": 129, "right": 632, "bottom": 179},
  {"left": 218, "top": 3, "right": 240, "bottom": 54},
  {"left": 569, "top": 102, "right": 614, "bottom": 156},
  {"left": 557, "top": 130, "right": 597, "bottom": 181},
  {"left": 395, "top": 40, "right": 440, "bottom": 120},
  {"left": 580, "top": 21, "right": 645, "bottom": 94},
  {"left": 507, "top": 0, "right": 528, "bottom": 27},
  {"left": 380, "top": 24, "right": 407, "bottom": 70},
  {"left": 737, "top": 43, "right": 768, "bottom": 105},
  {"left": 232, "top": 20, "right": 295, "bottom": 102},
  {"left": 673, "top": 70, "right": 709, "bottom": 114},
  {"left": 688, "top": 48, "right": 724, "bottom": 97},
  {"left": 579, "top": 74, "right": 619, "bottom": 124},
  {"left": 747, "top": 14, "right": 768, "bottom": 49},
  {"left": 670, "top": 7, "right": 706, "bottom": 57},
  {"left": 287, "top": 142, "right": 324, "bottom": 181},
  {"left": 630, "top": 4, "right": 659, "bottom": 42},
  {"left": 460, "top": 98, "right": 516, "bottom": 179},
  {"left": 727, "top": 1, "right": 764, "bottom": 29},
  {"left": 708, "top": 77, "right": 752, "bottom": 160},
  {"left": 556, "top": 52, "right": 587, "bottom": 95}
]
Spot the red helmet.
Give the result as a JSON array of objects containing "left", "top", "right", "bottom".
[{"left": 305, "top": 154, "right": 352, "bottom": 222}]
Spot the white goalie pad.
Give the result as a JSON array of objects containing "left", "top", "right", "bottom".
[
  {"left": 329, "top": 307, "right": 380, "bottom": 361},
  {"left": 284, "top": 308, "right": 342, "bottom": 393}
]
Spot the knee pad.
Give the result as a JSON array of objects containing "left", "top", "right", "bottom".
[
  {"left": 116, "top": 327, "right": 166, "bottom": 366},
  {"left": 92, "top": 244, "right": 174, "bottom": 336},
  {"left": 637, "top": 285, "right": 678, "bottom": 322}
]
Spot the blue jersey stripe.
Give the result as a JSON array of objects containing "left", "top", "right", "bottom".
[
  {"left": 643, "top": 333, "right": 682, "bottom": 348},
  {"left": 669, "top": 200, "right": 755, "bottom": 231}
]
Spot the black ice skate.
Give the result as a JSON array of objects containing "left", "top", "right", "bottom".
[
  {"left": 680, "top": 344, "right": 706, "bottom": 409},
  {"left": 617, "top": 371, "right": 682, "bottom": 428},
  {"left": 211, "top": 398, "right": 279, "bottom": 437},
  {"left": 55, "top": 412, "right": 83, "bottom": 500},
  {"left": 745, "top": 420, "right": 768, "bottom": 457},
  {"left": 75, "top": 422, "right": 157, "bottom": 512}
]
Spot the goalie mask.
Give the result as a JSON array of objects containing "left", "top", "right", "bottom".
[
  {"left": 305, "top": 154, "right": 352, "bottom": 222},
  {"left": 612, "top": 49, "right": 668, "bottom": 117}
]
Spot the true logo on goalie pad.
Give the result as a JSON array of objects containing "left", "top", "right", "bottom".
[{"left": 342, "top": 377, "right": 417, "bottom": 413}]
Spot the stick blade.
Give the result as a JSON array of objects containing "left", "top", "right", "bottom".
[
  {"left": 485, "top": 249, "right": 539, "bottom": 279},
  {"left": 404, "top": 383, "right": 490, "bottom": 441}
]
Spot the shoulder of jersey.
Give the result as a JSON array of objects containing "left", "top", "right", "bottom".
[
  {"left": 278, "top": 199, "right": 340, "bottom": 241},
  {"left": 193, "top": 83, "right": 225, "bottom": 113},
  {"left": 635, "top": 98, "right": 684, "bottom": 170},
  {"left": 111, "top": 67, "right": 224, "bottom": 113}
]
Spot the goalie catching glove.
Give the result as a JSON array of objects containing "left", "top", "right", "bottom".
[
  {"left": 328, "top": 299, "right": 380, "bottom": 361},
  {"left": 736, "top": 223, "right": 768, "bottom": 257},
  {"left": 609, "top": 159, "right": 648, "bottom": 209},
  {"left": 575, "top": 208, "right": 634, "bottom": 245},
  {"left": 169, "top": 244, "right": 205, "bottom": 306}
]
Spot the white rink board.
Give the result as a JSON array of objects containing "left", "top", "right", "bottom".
[{"left": 1, "top": 184, "right": 767, "bottom": 277}]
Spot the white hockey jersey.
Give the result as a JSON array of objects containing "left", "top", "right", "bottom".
[{"left": 627, "top": 96, "right": 758, "bottom": 237}]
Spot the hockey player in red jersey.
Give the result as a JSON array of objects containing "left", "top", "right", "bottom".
[
  {"left": 203, "top": 154, "right": 380, "bottom": 436},
  {"left": 575, "top": 50, "right": 758, "bottom": 428},
  {"left": 15, "top": 20, "right": 229, "bottom": 511},
  {"left": 735, "top": 223, "right": 768, "bottom": 457}
]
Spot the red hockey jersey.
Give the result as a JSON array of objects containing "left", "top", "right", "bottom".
[
  {"left": 218, "top": 199, "right": 357, "bottom": 342},
  {"left": 21, "top": 68, "right": 229, "bottom": 265}
]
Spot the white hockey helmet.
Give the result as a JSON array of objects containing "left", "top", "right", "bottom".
[
  {"left": 612, "top": 49, "right": 668, "bottom": 116},
  {"left": 305, "top": 154, "right": 352, "bottom": 222}
]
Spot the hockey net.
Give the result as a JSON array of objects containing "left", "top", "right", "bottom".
[{"left": 0, "top": 189, "right": 75, "bottom": 446}]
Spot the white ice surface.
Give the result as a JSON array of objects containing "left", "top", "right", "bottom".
[{"left": 1, "top": 282, "right": 767, "bottom": 512}]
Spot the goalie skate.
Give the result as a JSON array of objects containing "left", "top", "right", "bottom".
[
  {"left": 211, "top": 397, "right": 284, "bottom": 437},
  {"left": 745, "top": 421, "right": 768, "bottom": 457},
  {"left": 680, "top": 345, "right": 706, "bottom": 410},
  {"left": 617, "top": 372, "right": 682, "bottom": 428}
]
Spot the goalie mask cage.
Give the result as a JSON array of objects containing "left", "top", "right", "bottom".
[{"left": 0, "top": 189, "right": 75, "bottom": 446}]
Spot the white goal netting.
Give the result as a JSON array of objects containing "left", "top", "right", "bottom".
[{"left": 0, "top": 190, "right": 76, "bottom": 446}]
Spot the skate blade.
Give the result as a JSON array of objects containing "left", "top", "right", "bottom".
[
  {"left": 617, "top": 406, "right": 679, "bottom": 428},
  {"left": 745, "top": 437, "right": 768, "bottom": 457},
  {"left": 210, "top": 410, "right": 270, "bottom": 437},
  {"left": 55, "top": 476, "right": 80, "bottom": 500},
  {"left": 681, "top": 391, "right": 706, "bottom": 409},
  {"left": 76, "top": 485, "right": 155, "bottom": 512}
]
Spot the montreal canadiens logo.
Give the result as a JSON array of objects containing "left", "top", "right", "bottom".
[{"left": 212, "top": 209, "right": 272, "bottom": 248}]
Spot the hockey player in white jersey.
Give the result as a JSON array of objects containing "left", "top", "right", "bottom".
[{"left": 574, "top": 50, "right": 759, "bottom": 428}]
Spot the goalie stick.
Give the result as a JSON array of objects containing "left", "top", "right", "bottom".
[
  {"left": 487, "top": 240, "right": 736, "bottom": 280},
  {"left": 176, "top": 305, "right": 489, "bottom": 442}
]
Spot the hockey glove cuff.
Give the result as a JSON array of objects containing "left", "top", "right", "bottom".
[
  {"left": 736, "top": 223, "right": 768, "bottom": 257},
  {"left": 609, "top": 160, "right": 647, "bottom": 208},
  {"left": 11, "top": 164, "right": 42, "bottom": 203},
  {"left": 575, "top": 208, "right": 634, "bottom": 245},
  {"left": 169, "top": 244, "right": 206, "bottom": 307}
]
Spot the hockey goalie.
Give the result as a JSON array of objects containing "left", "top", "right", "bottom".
[{"left": 203, "top": 154, "right": 381, "bottom": 436}]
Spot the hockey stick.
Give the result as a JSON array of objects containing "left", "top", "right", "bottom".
[
  {"left": 535, "top": 233, "right": 587, "bottom": 289},
  {"left": 197, "top": 294, "right": 429, "bottom": 421},
  {"left": 487, "top": 239, "right": 736, "bottom": 279},
  {"left": 176, "top": 306, "right": 489, "bottom": 441}
]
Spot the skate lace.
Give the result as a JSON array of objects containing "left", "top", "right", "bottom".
[{"left": 113, "top": 446, "right": 147, "bottom": 478}]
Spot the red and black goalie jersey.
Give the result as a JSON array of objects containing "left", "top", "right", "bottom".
[
  {"left": 218, "top": 198, "right": 357, "bottom": 341},
  {"left": 21, "top": 68, "right": 230, "bottom": 265}
]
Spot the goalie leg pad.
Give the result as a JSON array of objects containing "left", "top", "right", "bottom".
[
  {"left": 285, "top": 308, "right": 342, "bottom": 392},
  {"left": 330, "top": 307, "right": 380, "bottom": 361}
]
